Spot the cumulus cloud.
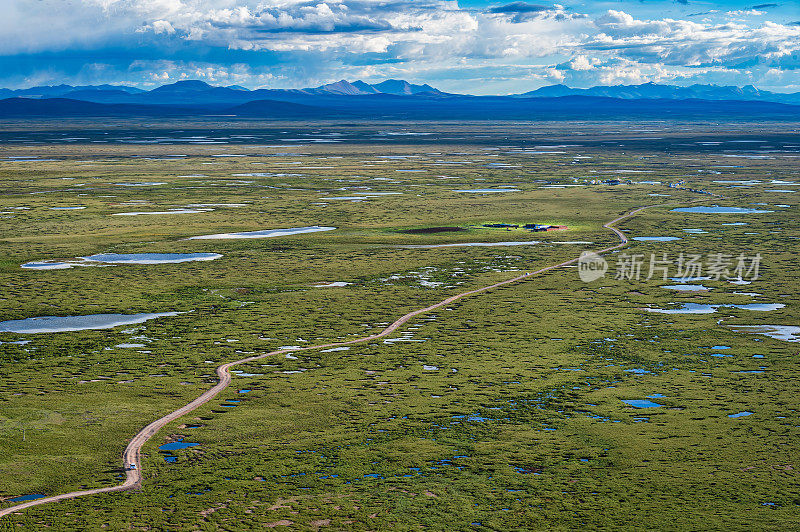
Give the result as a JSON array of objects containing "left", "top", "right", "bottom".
[{"left": 0, "top": 0, "right": 799, "bottom": 92}]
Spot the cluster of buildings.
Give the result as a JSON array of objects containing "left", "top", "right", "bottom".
[{"left": 482, "top": 223, "right": 567, "bottom": 232}]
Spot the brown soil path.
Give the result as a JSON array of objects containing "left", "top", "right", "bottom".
[{"left": 0, "top": 202, "right": 673, "bottom": 518}]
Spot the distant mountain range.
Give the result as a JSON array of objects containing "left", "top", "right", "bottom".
[
  {"left": 517, "top": 82, "right": 800, "bottom": 105},
  {"left": 0, "top": 79, "right": 442, "bottom": 105},
  {"left": 1, "top": 79, "right": 799, "bottom": 120}
]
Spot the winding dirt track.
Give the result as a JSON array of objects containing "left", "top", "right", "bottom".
[{"left": 0, "top": 203, "right": 659, "bottom": 518}]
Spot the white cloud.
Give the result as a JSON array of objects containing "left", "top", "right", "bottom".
[
  {"left": 0, "top": 1, "right": 799, "bottom": 91},
  {"left": 568, "top": 55, "right": 596, "bottom": 71},
  {"left": 149, "top": 20, "right": 176, "bottom": 34}
]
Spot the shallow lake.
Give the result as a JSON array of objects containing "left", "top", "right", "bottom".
[
  {"left": 85, "top": 253, "right": 222, "bottom": 264},
  {"left": 729, "top": 325, "right": 800, "bottom": 342},
  {"left": 647, "top": 303, "right": 784, "bottom": 314},
  {"left": 671, "top": 206, "right": 773, "bottom": 214},
  {"left": 0, "top": 312, "right": 179, "bottom": 334},
  {"left": 189, "top": 226, "right": 335, "bottom": 240}
]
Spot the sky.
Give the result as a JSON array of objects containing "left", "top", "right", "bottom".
[{"left": 2, "top": 0, "right": 800, "bottom": 94}]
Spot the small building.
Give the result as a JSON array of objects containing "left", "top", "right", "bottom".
[
  {"left": 525, "top": 224, "right": 553, "bottom": 232},
  {"left": 483, "top": 223, "right": 518, "bottom": 229}
]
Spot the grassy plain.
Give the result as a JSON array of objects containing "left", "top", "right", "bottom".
[{"left": 0, "top": 120, "right": 798, "bottom": 529}]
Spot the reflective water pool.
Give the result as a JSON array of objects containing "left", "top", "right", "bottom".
[{"left": 0, "top": 312, "right": 180, "bottom": 333}]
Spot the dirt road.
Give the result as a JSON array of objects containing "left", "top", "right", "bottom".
[{"left": 0, "top": 203, "right": 656, "bottom": 518}]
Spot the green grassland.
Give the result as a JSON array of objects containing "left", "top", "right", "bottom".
[{"left": 0, "top": 120, "right": 798, "bottom": 529}]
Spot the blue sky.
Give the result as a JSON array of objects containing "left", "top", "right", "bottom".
[{"left": 1, "top": 0, "right": 799, "bottom": 93}]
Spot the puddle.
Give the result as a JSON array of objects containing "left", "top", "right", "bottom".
[
  {"left": 85, "top": 253, "right": 222, "bottom": 264},
  {"left": 312, "top": 281, "right": 350, "bottom": 287},
  {"left": 0, "top": 312, "right": 180, "bottom": 333},
  {"left": 188, "top": 226, "right": 335, "bottom": 240},
  {"left": 632, "top": 237, "right": 681, "bottom": 242},
  {"left": 21, "top": 261, "right": 74, "bottom": 270},
  {"left": 622, "top": 399, "right": 663, "bottom": 408},
  {"left": 661, "top": 284, "right": 710, "bottom": 291},
  {"left": 453, "top": 414, "right": 492, "bottom": 423},
  {"left": 646, "top": 303, "right": 784, "bottom": 314},
  {"left": 671, "top": 206, "right": 773, "bottom": 214},
  {"left": 728, "top": 411, "right": 753, "bottom": 418},
  {"left": 159, "top": 439, "right": 200, "bottom": 451},
  {"left": 6, "top": 494, "right": 45, "bottom": 502},
  {"left": 384, "top": 331, "right": 426, "bottom": 344},
  {"left": 729, "top": 325, "right": 800, "bottom": 342}
]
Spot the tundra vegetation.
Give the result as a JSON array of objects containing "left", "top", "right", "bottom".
[{"left": 0, "top": 120, "right": 798, "bottom": 529}]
